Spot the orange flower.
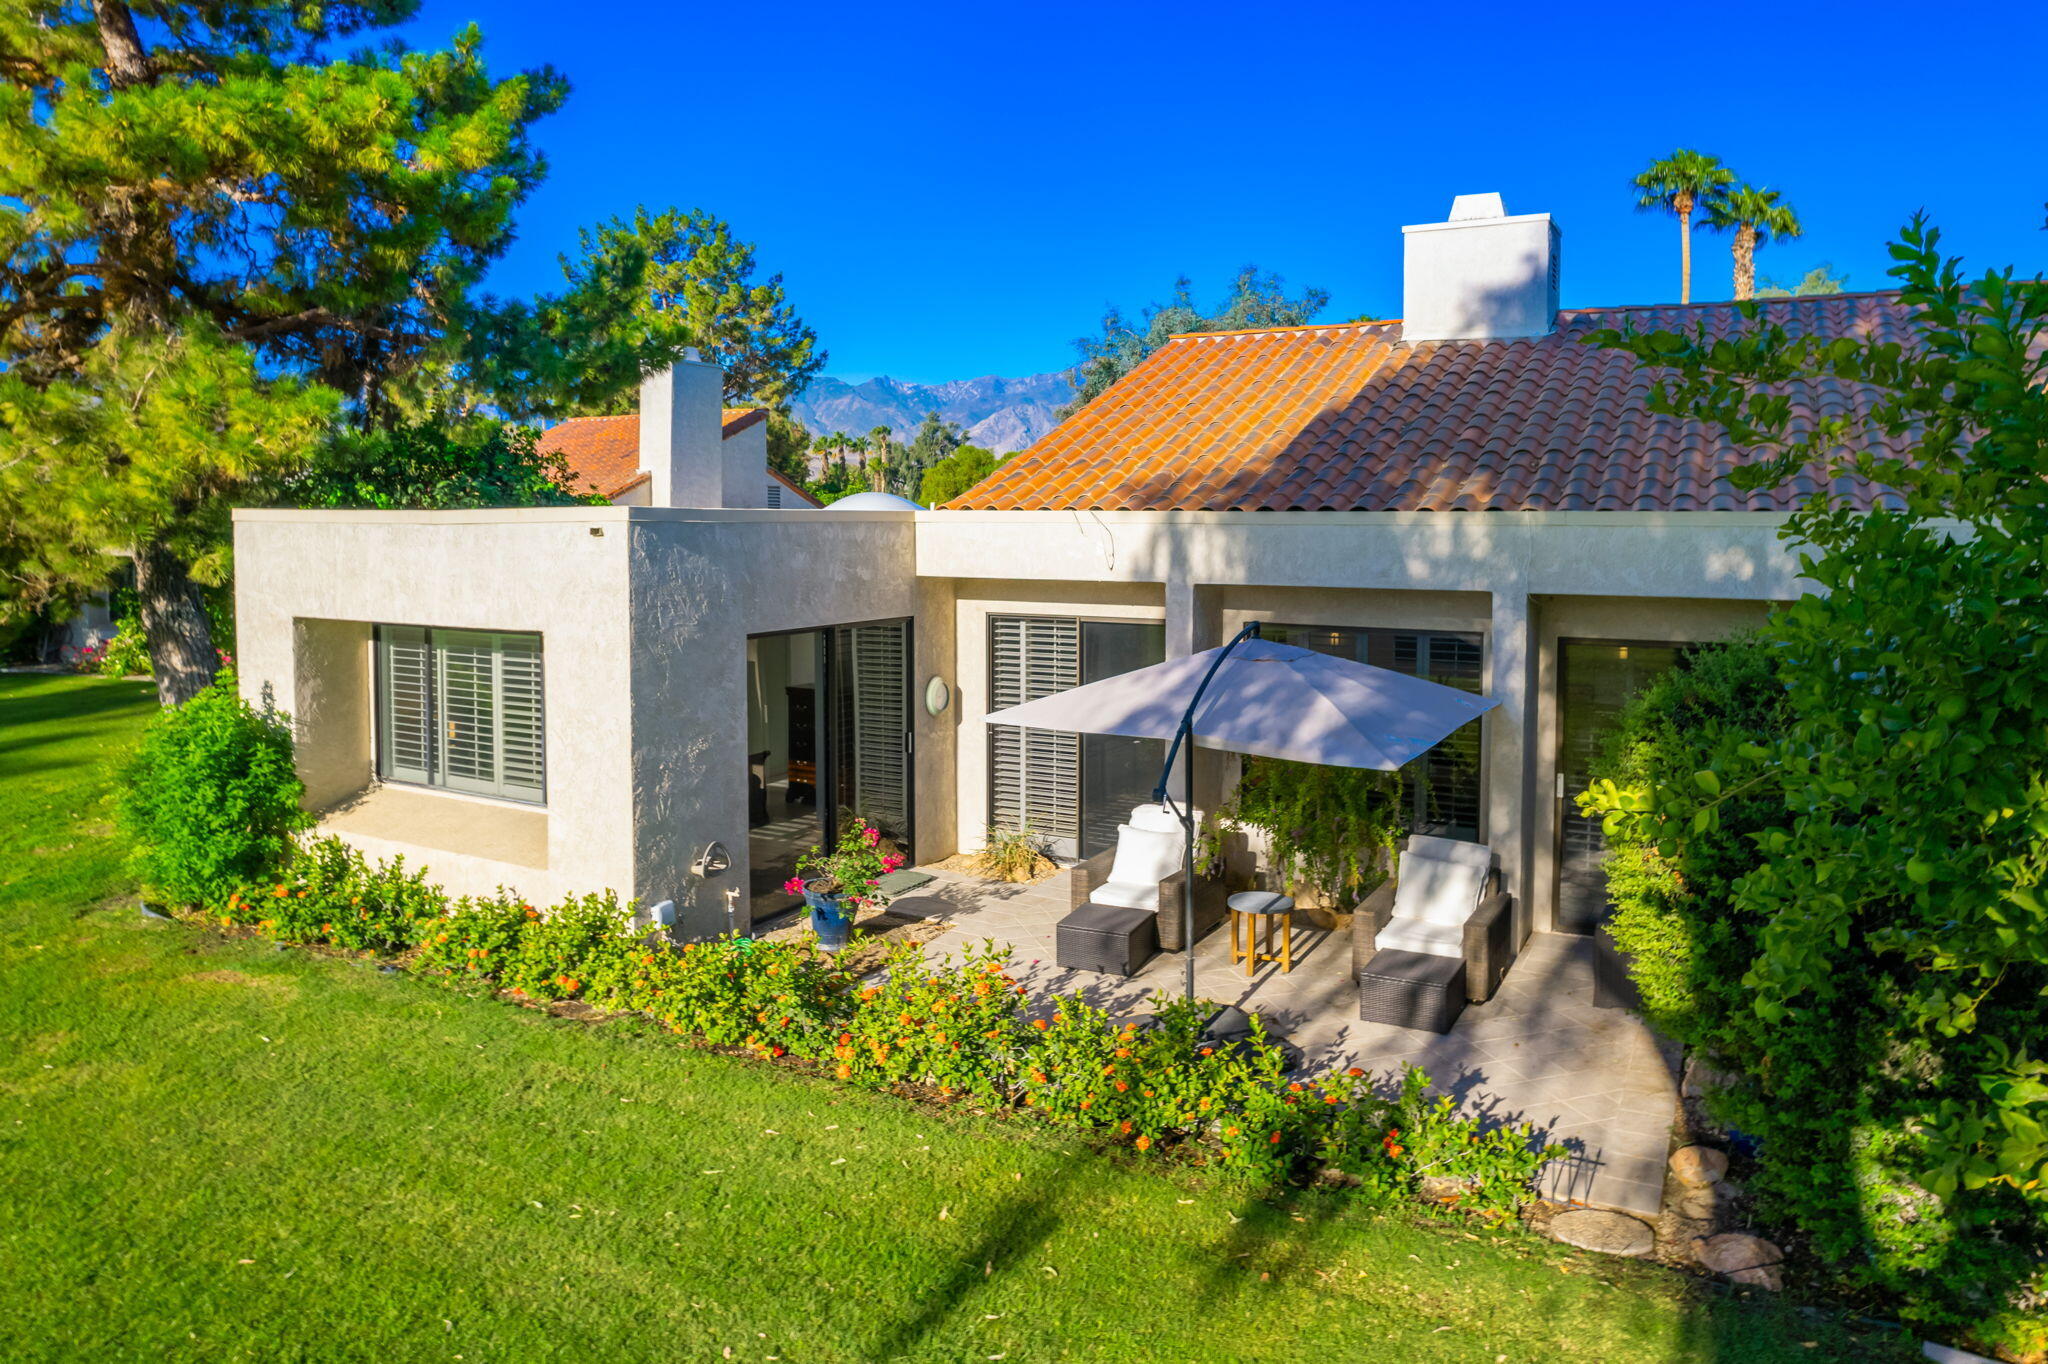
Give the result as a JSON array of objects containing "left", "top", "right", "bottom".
[
  {"left": 1114, "top": 1080, "right": 1129, "bottom": 1093},
  {"left": 1287, "top": 1082, "right": 1304, "bottom": 1093},
  {"left": 1031, "top": 1018, "right": 1049, "bottom": 1031},
  {"left": 1200, "top": 1047, "right": 1214, "bottom": 1057},
  {"left": 1114, "top": 1047, "right": 1131, "bottom": 1058},
  {"left": 1030, "top": 1070, "right": 1048, "bottom": 1085},
  {"left": 1324, "top": 1094, "right": 1339, "bottom": 1105},
  {"left": 1118, "top": 1120, "right": 1133, "bottom": 1134},
  {"left": 1345, "top": 1067, "right": 1365, "bottom": 1078},
  {"left": 1079, "top": 1099, "right": 1093, "bottom": 1110},
  {"left": 273, "top": 885, "right": 287, "bottom": 898},
  {"left": 1134, "top": 1135, "right": 1153, "bottom": 1151},
  {"left": 1224, "top": 1125, "right": 1240, "bottom": 1137},
  {"left": 1269, "top": 1132, "right": 1281, "bottom": 1144},
  {"left": 1197, "top": 1097, "right": 1211, "bottom": 1111},
  {"left": 835, "top": 1063, "right": 852, "bottom": 1080}
]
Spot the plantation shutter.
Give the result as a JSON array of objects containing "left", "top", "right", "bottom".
[
  {"left": 376, "top": 625, "right": 433, "bottom": 786},
  {"left": 375, "top": 626, "right": 545, "bottom": 804},
  {"left": 495, "top": 633, "right": 547, "bottom": 801},
  {"left": 835, "top": 621, "right": 910, "bottom": 841},
  {"left": 434, "top": 630, "right": 500, "bottom": 796},
  {"left": 989, "top": 615, "right": 1080, "bottom": 853}
]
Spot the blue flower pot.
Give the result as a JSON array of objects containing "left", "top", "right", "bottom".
[{"left": 803, "top": 883, "right": 853, "bottom": 952}]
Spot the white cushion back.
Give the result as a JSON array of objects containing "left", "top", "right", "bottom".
[
  {"left": 1393, "top": 852, "right": 1485, "bottom": 929},
  {"left": 1406, "top": 834, "right": 1491, "bottom": 874},
  {"left": 1107, "top": 824, "right": 1183, "bottom": 886},
  {"left": 1127, "top": 803, "right": 1182, "bottom": 835}
]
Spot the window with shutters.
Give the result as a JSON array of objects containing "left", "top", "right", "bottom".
[
  {"left": 374, "top": 626, "right": 546, "bottom": 805},
  {"left": 1261, "top": 623, "right": 1484, "bottom": 841},
  {"left": 987, "top": 616, "right": 1166, "bottom": 859}
]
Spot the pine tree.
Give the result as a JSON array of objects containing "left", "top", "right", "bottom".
[{"left": 0, "top": 1, "right": 563, "bottom": 702}]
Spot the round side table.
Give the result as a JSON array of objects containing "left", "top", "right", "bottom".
[{"left": 1227, "top": 891, "right": 1296, "bottom": 977}]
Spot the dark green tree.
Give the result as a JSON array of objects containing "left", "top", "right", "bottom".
[
  {"left": 1065, "top": 267, "right": 1329, "bottom": 415},
  {"left": 918, "top": 445, "right": 1001, "bottom": 506},
  {"left": 285, "top": 421, "right": 600, "bottom": 511},
  {"left": 497, "top": 206, "right": 824, "bottom": 421},
  {"left": 1586, "top": 217, "right": 2048, "bottom": 1351},
  {"left": 764, "top": 411, "right": 811, "bottom": 486},
  {"left": 892, "top": 412, "right": 962, "bottom": 500},
  {"left": 0, "top": 0, "right": 563, "bottom": 701}
]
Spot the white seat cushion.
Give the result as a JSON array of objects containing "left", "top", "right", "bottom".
[
  {"left": 1376, "top": 916, "right": 1465, "bottom": 958},
  {"left": 1091, "top": 879, "right": 1161, "bottom": 912},
  {"left": 1392, "top": 852, "right": 1486, "bottom": 929},
  {"left": 1127, "top": 803, "right": 1182, "bottom": 834},
  {"left": 1089, "top": 824, "right": 1182, "bottom": 912},
  {"left": 1406, "top": 834, "right": 1491, "bottom": 874}
]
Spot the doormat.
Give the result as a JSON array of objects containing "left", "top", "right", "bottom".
[{"left": 875, "top": 868, "right": 935, "bottom": 896}]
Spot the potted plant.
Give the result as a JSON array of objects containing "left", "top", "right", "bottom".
[
  {"left": 784, "top": 817, "right": 904, "bottom": 952},
  {"left": 1222, "top": 757, "right": 1405, "bottom": 929}
]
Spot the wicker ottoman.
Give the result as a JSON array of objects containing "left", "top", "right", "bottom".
[
  {"left": 1358, "top": 949, "right": 1467, "bottom": 1033},
  {"left": 1056, "top": 903, "right": 1159, "bottom": 977}
]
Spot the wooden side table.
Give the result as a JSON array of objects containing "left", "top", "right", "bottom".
[{"left": 1228, "top": 891, "right": 1296, "bottom": 977}]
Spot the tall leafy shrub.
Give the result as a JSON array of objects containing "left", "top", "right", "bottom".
[
  {"left": 1587, "top": 219, "right": 2048, "bottom": 1352},
  {"left": 116, "top": 677, "right": 309, "bottom": 907},
  {"left": 1226, "top": 757, "right": 1405, "bottom": 904},
  {"left": 1587, "top": 633, "right": 1790, "bottom": 1046}
]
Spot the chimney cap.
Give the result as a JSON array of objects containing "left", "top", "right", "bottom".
[{"left": 1447, "top": 192, "right": 1507, "bottom": 221}]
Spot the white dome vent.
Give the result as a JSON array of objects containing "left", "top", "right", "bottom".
[{"left": 825, "top": 491, "right": 923, "bottom": 511}]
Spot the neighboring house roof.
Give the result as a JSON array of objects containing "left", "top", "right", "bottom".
[
  {"left": 950, "top": 291, "right": 1918, "bottom": 513},
  {"left": 536, "top": 408, "right": 819, "bottom": 506}
]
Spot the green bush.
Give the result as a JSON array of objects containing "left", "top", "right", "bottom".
[
  {"left": 96, "top": 617, "right": 153, "bottom": 678},
  {"left": 202, "top": 835, "right": 1563, "bottom": 1217},
  {"left": 1225, "top": 756, "right": 1405, "bottom": 904},
  {"left": 117, "top": 677, "right": 309, "bottom": 908},
  {"left": 224, "top": 836, "right": 442, "bottom": 952}
]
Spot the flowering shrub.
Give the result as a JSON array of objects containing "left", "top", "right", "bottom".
[
  {"left": 411, "top": 889, "right": 541, "bottom": 981},
  {"left": 835, "top": 941, "right": 1027, "bottom": 1102},
  {"left": 1319, "top": 1066, "right": 1564, "bottom": 1220},
  {"left": 789, "top": 817, "right": 905, "bottom": 909},
  {"left": 95, "top": 616, "right": 153, "bottom": 677},
  {"left": 186, "top": 826, "right": 1562, "bottom": 1223},
  {"left": 222, "top": 836, "right": 440, "bottom": 951},
  {"left": 500, "top": 891, "right": 637, "bottom": 1002},
  {"left": 615, "top": 936, "right": 848, "bottom": 1060}
]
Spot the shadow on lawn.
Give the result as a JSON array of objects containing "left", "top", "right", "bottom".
[{"left": 866, "top": 1160, "right": 1075, "bottom": 1359}]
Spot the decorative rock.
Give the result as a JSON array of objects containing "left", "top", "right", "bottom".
[
  {"left": 1549, "top": 1208, "right": 1656, "bottom": 1258},
  {"left": 1669, "top": 1144, "right": 1730, "bottom": 1187},
  {"left": 1693, "top": 1232, "right": 1784, "bottom": 1290},
  {"left": 1673, "top": 1179, "right": 1741, "bottom": 1222}
]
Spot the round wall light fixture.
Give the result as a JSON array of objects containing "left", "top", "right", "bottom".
[{"left": 924, "top": 676, "right": 952, "bottom": 717}]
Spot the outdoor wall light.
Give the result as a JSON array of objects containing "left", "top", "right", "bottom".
[{"left": 924, "top": 676, "right": 951, "bottom": 717}]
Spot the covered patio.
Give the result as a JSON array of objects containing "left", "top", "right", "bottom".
[{"left": 886, "top": 867, "right": 1682, "bottom": 1219}]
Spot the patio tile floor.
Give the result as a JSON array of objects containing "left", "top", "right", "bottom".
[{"left": 883, "top": 868, "right": 1682, "bottom": 1218}]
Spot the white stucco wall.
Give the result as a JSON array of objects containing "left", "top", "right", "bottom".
[{"left": 234, "top": 508, "right": 637, "bottom": 907}]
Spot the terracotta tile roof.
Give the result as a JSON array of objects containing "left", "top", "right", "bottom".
[
  {"left": 949, "top": 291, "right": 1919, "bottom": 513},
  {"left": 536, "top": 407, "right": 818, "bottom": 505}
]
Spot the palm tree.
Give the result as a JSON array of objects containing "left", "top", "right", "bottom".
[
  {"left": 1632, "top": 150, "right": 1736, "bottom": 304},
  {"left": 1708, "top": 186, "right": 1802, "bottom": 301}
]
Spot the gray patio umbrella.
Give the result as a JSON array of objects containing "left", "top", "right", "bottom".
[{"left": 983, "top": 624, "right": 1498, "bottom": 1000}]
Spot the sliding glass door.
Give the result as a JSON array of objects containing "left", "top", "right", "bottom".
[{"left": 1555, "top": 641, "right": 1684, "bottom": 934}]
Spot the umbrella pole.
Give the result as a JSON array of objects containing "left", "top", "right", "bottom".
[
  {"left": 1149, "top": 621, "right": 1261, "bottom": 1004},
  {"left": 1183, "top": 734, "right": 1196, "bottom": 1004}
]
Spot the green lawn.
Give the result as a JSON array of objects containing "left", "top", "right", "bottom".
[{"left": 0, "top": 673, "right": 1911, "bottom": 1363}]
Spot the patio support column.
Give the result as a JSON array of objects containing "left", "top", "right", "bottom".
[{"left": 1486, "top": 584, "right": 1536, "bottom": 946}]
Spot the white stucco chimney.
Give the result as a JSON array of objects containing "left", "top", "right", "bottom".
[
  {"left": 1401, "top": 193, "right": 1561, "bottom": 342},
  {"left": 638, "top": 349, "right": 725, "bottom": 507}
]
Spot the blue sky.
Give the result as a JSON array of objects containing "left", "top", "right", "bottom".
[{"left": 397, "top": 0, "right": 2047, "bottom": 385}]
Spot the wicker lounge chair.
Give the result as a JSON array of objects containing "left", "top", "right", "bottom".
[{"left": 1351, "top": 834, "right": 1517, "bottom": 1003}]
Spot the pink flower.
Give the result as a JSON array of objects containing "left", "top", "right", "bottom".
[
  {"left": 862, "top": 826, "right": 881, "bottom": 847},
  {"left": 783, "top": 877, "right": 806, "bottom": 895},
  {"left": 865, "top": 879, "right": 879, "bottom": 887},
  {"left": 881, "top": 853, "right": 905, "bottom": 871}
]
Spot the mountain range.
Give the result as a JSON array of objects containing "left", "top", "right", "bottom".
[{"left": 788, "top": 370, "right": 1076, "bottom": 456}]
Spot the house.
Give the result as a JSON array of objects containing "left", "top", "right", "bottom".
[{"left": 232, "top": 193, "right": 1905, "bottom": 951}]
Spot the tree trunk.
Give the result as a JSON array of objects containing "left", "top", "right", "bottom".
[
  {"left": 92, "top": 0, "right": 152, "bottom": 87},
  {"left": 133, "top": 540, "right": 217, "bottom": 706},
  {"left": 1733, "top": 226, "right": 1757, "bottom": 301},
  {"left": 1678, "top": 201, "right": 1694, "bottom": 305}
]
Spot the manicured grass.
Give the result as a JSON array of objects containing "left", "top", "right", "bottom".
[{"left": 0, "top": 674, "right": 1912, "bottom": 1363}]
